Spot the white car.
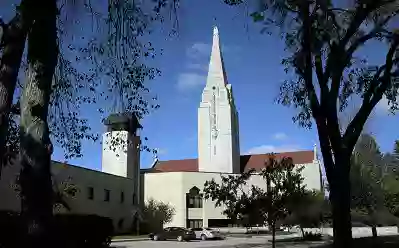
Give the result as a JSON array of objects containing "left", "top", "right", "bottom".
[{"left": 191, "top": 227, "right": 224, "bottom": 240}]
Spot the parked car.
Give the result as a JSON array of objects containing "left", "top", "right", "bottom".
[
  {"left": 149, "top": 227, "right": 196, "bottom": 242},
  {"left": 191, "top": 227, "right": 224, "bottom": 240}
]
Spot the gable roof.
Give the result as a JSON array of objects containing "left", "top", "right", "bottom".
[{"left": 150, "top": 150, "right": 315, "bottom": 173}]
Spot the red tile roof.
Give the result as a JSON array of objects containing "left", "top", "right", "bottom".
[{"left": 151, "top": 150, "right": 314, "bottom": 173}]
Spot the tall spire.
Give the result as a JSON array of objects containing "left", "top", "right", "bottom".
[{"left": 206, "top": 26, "right": 228, "bottom": 87}]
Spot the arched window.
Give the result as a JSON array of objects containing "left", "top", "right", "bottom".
[{"left": 186, "top": 186, "right": 203, "bottom": 208}]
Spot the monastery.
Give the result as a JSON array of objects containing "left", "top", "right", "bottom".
[{"left": 0, "top": 27, "right": 323, "bottom": 233}]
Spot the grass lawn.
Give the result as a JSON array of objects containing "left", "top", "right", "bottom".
[{"left": 312, "top": 236, "right": 399, "bottom": 248}]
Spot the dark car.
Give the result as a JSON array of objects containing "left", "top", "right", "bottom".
[{"left": 149, "top": 227, "right": 196, "bottom": 241}]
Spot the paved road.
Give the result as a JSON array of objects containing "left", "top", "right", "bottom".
[{"left": 111, "top": 235, "right": 328, "bottom": 248}]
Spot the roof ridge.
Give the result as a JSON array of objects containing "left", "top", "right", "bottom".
[{"left": 157, "top": 150, "right": 314, "bottom": 163}]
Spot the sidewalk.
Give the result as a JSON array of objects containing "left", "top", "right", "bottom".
[{"left": 112, "top": 235, "right": 149, "bottom": 242}]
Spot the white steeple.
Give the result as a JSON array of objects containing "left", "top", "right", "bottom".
[
  {"left": 198, "top": 27, "right": 240, "bottom": 174},
  {"left": 206, "top": 26, "right": 228, "bottom": 88}
]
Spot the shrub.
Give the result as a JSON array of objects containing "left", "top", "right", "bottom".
[
  {"left": 0, "top": 211, "right": 114, "bottom": 248},
  {"left": 0, "top": 211, "right": 26, "bottom": 248},
  {"left": 303, "top": 231, "right": 323, "bottom": 241},
  {"left": 55, "top": 214, "right": 114, "bottom": 248}
]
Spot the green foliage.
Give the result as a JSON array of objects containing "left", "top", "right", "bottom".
[
  {"left": 225, "top": 1, "right": 399, "bottom": 246},
  {"left": 303, "top": 231, "right": 323, "bottom": 241},
  {"left": 394, "top": 141, "right": 399, "bottom": 154},
  {"left": 204, "top": 154, "right": 305, "bottom": 248},
  {"left": 350, "top": 133, "right": 399, "bottom": 229},
  {"left": 283, "top": 190, "right": 328, "bottom": 230},
  {"left": 54, "top": 214, "right": 114, "bottom": 248},
  {"left": 350, "top": 134, "right": 384, "bottom": 212},
  {"left": 0, "top": 211, "right": 25, "bottom": 248},
  {"left": 0, "top": 211, "right": 114, "bottom": 248},
  {"left": 142, "top": 198, "right": 175, "bottom": 232}
]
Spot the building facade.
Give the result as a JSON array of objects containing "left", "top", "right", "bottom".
[{"left": 0, "top": 114, "right": 142, "bottom": 234}]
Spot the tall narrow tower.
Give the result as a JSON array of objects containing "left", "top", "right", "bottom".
[
  {"left": 102, "top": 113, "right": 142, "bottom": 204},
  {"left": 198, "top": 27, "right": 240, "bottom": 174}
]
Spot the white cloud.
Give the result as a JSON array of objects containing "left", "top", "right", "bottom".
[
  {"left": 156, "top": 148, "right": 167, "bottom": 155},
  {"left": 178, "top": 42, "right": 240, "bottom": 93},
  {"left": 187, "top": 63, "right": 208, "bottom": 71},
  {"left": 176, "top": 73, "right": 206, "bottom": 91},
  {"left": 272, "top": 132, "right": 288, "bottom": 140},
  {"left": 245, "top": 144, "right": 302, "bottom": 155},
  {"left": 186, "top": 43, "right": 211, "bottom": 59}
]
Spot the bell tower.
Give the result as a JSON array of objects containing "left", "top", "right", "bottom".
[
  {"left": 198, "top": 27, "right": 240, "bottom": 174},
  {"left": 102, "top": 113, "right": 142, "bottom": 203}
]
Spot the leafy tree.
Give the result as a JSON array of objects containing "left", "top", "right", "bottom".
[
  {"left": 142, "top": 198, "right": 176, "bottom": 232},
  {"left": 350, "top": 133, "right": 399, "bottom": 237},
  {"left": 222, "top": 1, "right": 399, "bottom": 247},
  {"left": 1, "top": 0, "right": 178, "bottom": 246},
  {"left": 381, "top": 140, "right": 399, "bottom": 217},
  {"left": 350, "top": 134, "right": 384, "bottom": 238},
  {"left": 394, "top": 140, "right": 399, "bottom": 155},
  {"left": 204, "top": 155, "right": 305, "bottom": 248},
  {"left": 0, "top": 1, "right": 35, "bottom": 177},
  {"left": 283, "top": 190, "right": 328, "bottom": 238},
  {"left": 382, "top": 174, "right": 399, "bottom": 216}
]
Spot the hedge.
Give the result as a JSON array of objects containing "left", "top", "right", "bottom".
[{"left": 0, "top": 211, "right": 114, "bottom": 248}]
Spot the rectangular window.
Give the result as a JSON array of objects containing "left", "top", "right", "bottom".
[
  {"left": 187, "top": 219, "right": 203, "bottom": 229},
  {"left": 104, "top": 189, "right": 110, "bottom": 202},
  {"left": 120, "top": 191, "right": 124, "bottom": 203},
  {"left": 88, "top": 187, "right": 94, "bottom": 200},
  {"left": 187, "top": 194, "right": 203, "bottom": 208}
]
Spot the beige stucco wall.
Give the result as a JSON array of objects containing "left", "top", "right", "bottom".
[
  {"left": 143, "top": 161, "right": 322, "bottom": 228},
  {"left": 0, "top": 161, "right": 139, "bottom": 234},
  {"left": 143, "top": 172, "right": 185, "bottom": 227}
]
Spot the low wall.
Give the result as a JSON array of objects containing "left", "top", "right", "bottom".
[
  {"left": 217, "top": 226, "right": 399, "bottom": 238},
  {"left": 302, "top": 227, "right": 399, "bottom": 238},
  {"left": 217, "top": 227, "right": 268, "bottom": 234}
]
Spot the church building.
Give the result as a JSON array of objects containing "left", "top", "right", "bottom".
[
  {"left": 142, "top": 27, "right": 323, "bottom": 228},
  {"left": 0, "top": 27, "right": 323, "bottom": 233}
]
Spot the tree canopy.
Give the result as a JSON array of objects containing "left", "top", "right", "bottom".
[
  {"left": 221, "top": 1, "right": 399, "bottom": 247},
  {"left": 204, "top": 154, "right": 305, "bottom": 248},
  {"left": 142, "top": 198, "right": 176, "bottom": 232}
]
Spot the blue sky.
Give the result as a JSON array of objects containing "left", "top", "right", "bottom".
[{"left": 2, "top": 1, "right": 399, "bottom": 171}]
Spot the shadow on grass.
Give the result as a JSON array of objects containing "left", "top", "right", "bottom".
[
  {"left": 226, "top": 231, "right": 296, "bottom": 238},
  {"left": 273, "top": 236, "right": 331, "bottom": 243},
  {"left": 312, "top": 236, "right": 399, "bottom": 248}
]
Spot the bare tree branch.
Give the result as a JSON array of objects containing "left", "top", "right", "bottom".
[
  {"left": 0, "top": 18, "right": 6, "bottom": 30},
  {"left": 346, "top": 12, "right": 397, "bottom": 60},
  {"left": 343, "top": 35, "right": 399, "bottom": 152}
]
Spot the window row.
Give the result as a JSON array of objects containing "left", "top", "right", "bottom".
[{"left": 87, "top": 187, "right": 136, "bottom": 204}]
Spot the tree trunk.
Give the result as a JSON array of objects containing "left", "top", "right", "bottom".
[
  {"left": 271, "top": 222, "right": 276, "bottom": 248},
  {"left": 300, "top": 226, "right": 305, "bottom": 238},
  {"left": 372, "top": 225, "right": 377, "bottom": 238},
  {"left": 0, "top": 0, "right": 34, "bottom": 177},
  {"left": 329, "top": 157, "right": 352, "bottom": 248},
  {"left": 19, "top": 0, "right": 58, "bottom": 247}
]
